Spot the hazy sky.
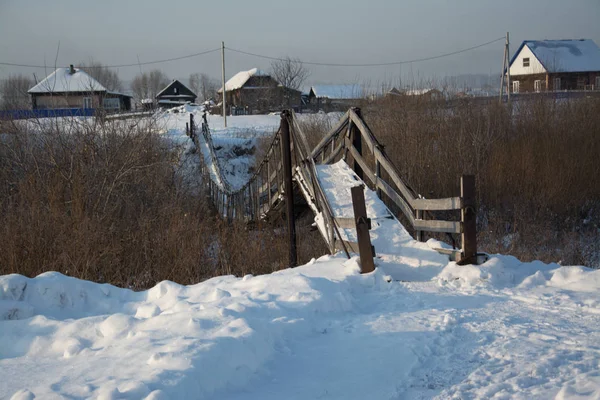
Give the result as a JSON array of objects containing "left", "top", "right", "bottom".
[{"left": 1, "top": 0, "right": 599, "bottom": 89}]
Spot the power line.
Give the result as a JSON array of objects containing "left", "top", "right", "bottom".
[
  {"left": 0, "top": 48, "right": 221, "bottom": 69},
  {"left": 226, "top": 37, "right": 505, "bottom": 67}
]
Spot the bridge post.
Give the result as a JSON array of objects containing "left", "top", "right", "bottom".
[
  {"left": 280, "top": 110, "right": 298, "bottom": 267},
  {"left": 351, "top": 185, "right": 375, "bottom": 273},
  {"left": 350, "top": 107, "right": 364, "bottom": 181},
  {"left": 458, "top": 175, "right": 477, "bottom": 265}
]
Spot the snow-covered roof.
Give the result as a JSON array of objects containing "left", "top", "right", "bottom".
[
  {"left": 309, "top": 84, "right": 363, "bottom": 99},
  {"left": 512, "top": 39, "right": 600, "bottom": 73},
  {"left": 28, "top": 67, "right": 107, "bottom": 94},
  {"left": 218, "top": 68, "right": 271, "bottom": 93}
]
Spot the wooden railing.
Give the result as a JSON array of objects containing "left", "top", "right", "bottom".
[{"left": 192, "top": 108, "right": 478, "bottom": 265}]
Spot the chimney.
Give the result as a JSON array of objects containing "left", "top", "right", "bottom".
[{"left": 69, "top": 64, "right": 76, "bottom": 74}]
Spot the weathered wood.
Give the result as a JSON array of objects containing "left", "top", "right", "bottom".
[
  {"left": 376, "top": 179, "right": 415, "bottom": 226},
  {"left": 415, "top": 209, "right": 424, "bottom": 241},
  {"left": 310, "top": 111, "right": 350, "bottom": 158},
  {"left": 280, "top": 111, "right": 297, "bottom": 267},
  {"left": 322, "top": 140, "right": 345, "bottom": 165},
  {"left": 350, "top": 108, "right": 364, "bottom": 180},
  {"left": 334, "top": 217, "right": 371, "bottom": 230},
  {"left": 375, "top": 159, "right": 382, "bottom": 198},
  {"left": 458, "top": 175, "right": 477, "bottom": 265},
  {"left": 351, "top": 185, "right": 375, "bottom": 273},
  {"left": 347, "top": 143, "right": 377, "bottom": 184},
  {"left": 412, "top": 197, "right": 462, "bottom": 211},
  {"left": 413, "top": 219, "right": 462, "bottom": 234},
  {"left": 373, "top": 150, "right": 418, "bottom": 208},
  {"left": 348, "top": 109, "right": 378, "bottom": 153}
]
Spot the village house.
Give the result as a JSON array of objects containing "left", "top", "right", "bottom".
[
  {"left": 307, "top": 84, "right": 363, "bottom": 112},
  {"left": 156, "top": 80, "right": 197, "bottom": 108},
  {"left": 28, "top": 65, "right": 132, "bottom": 112},
  {"left": 218, "top": 68, "right": 301, "bottom": 115},
  {"left": 508, "top": 39, "right": 600, "bottom": 93}
]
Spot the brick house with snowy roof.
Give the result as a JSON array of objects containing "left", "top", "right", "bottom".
[
  {"left": 28, "top": 65, "right": 132, "bottom": 112},
  {"left": 218, "top": 68, "right": 301, "bottom": 114},
  {"left": 508, "top": 39, "right": 600, "bottom": 93}
]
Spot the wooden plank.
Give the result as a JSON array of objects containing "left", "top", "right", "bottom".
[
  {"left": 351, "top": 185, "right": 375, "bottom": 273},
  {"left": 376, "top": 179, "right": 415, "bottom": 226},
  {"left": 310, "top": 111, "right": 350, "bottom": 158},
  {"left": 322, "top": 140, "right": 344, "bottom": 165},
  {"left": 413, "top": 197, "right": 462, "bottom": 211},
  {"left": 431, "top": 247, "right": 461, "bottom": 261},
  {"left": 374, "top": 150, "right": 417, "bottom": 207},
  {"left": 348, "top": 109, "right": 377, "bottom": 153},
  {"left": 334, "top": 217, "right": 371, "bottom": 230},
  {"left": 346, "top": 140, "right": 377, "bottom": 184},
  {"left": 413, "top": 219, "right": 462, "bottom": 234}
]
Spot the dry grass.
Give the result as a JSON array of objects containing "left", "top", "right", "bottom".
[
  {"left": 364, "top": 95, "right": 600, "bottom": 266},
  {"left": 0, "top": 116, "right": 328, "bottom": 289}
]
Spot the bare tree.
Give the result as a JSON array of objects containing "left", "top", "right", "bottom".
[
  {"left": 271, "top": 56, "right": 310, "bottom": 91},
  {"left": 131, "top": 69, "right": 169, "bottom": 102},
  {"left": 189, "top": 73, "right": 219, "bottom": 102},
  {"left": 0, "top": 74, "right": 34, "bottom": 110},
  {"left": 78, "top": 59, "right": 123, "bottom": 92}
]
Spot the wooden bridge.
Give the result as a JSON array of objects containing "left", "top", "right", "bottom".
[{"left": 190, "top": 108, "right": 479, "bottom": 273}]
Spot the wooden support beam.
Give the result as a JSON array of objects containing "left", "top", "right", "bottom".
[
  {"left": 351, "top": 185, "right": 375, "bottom": 273},
  {"left": 458, "top": 175, "right": 477, "bottom": 265},
  {"left": 350, "top": 108, "right": 364, "bottom": 180},
  {"left": 280, "top": 111, "right": 298, "bottom": 267}
]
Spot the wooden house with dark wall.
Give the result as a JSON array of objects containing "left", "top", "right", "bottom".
[
  {"left": 218, "top": 68, "right": 301, "bottom": 114},
  {"left": 156, "top": 80, "right": 197, "bottom": 108},
  {"left": 508, "top": 39, "right": 600, "bottom": 93},
  {"left": 28, "top": 65, "right": 132, "bottom": 112}
]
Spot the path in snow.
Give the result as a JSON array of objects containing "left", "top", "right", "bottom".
[{"left": 2, "top": 256, "right": 600, "bottom": 399}]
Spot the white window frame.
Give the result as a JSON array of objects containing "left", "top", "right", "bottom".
[
  {"left": 595, "top": 76, "right": 600, "bottom": 90},
  {"left": 512, "top": 81, "right": 520, "bottom": 94},
  {"left": 553, "top": 77, "right": 561, "bottom": 91},
  {"left": 534, "top": 80, "right": 543, "bottom": 93},
  {"left": 83, "top": 97, "right": 93, "bottom": 109},
  {"left": 523, "top": 58, "right": 530, "bottom": 67}
]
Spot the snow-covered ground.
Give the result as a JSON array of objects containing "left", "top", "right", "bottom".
[
  {"left": 2, "top": 111, "right": 600, "bottom": 399},
  {"left": 3, "top": 255, "right": 600, "bottom": 399}
]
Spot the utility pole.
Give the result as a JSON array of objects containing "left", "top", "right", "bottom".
[
  {"left": 221, "top": 41, "right": 227, "bottom": 128},
  {"left": 506, "top": 32, "right": 511, "bottom": 104},
  {"left": 500, "top": 35, "right": 506, "bottom": 103},
  {"left": 500, "top": 32, "right": 511, "bottom": 104}
]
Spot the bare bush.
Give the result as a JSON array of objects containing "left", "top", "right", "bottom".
[
  {"left": 0, "top": 74, "right": 34, "bottom": 110},
  {"left": 78, "top": 60, "right": 123, "bottom": 92},
  {"left": 189, "top": 73, "right": 219, "bottom": 102},
  {"left": 131, "top": 70, "right": 169, "bottom": 103},
  {"left": 363, "top": 95, "right": 600, "bottom": 266},
  {"left": 0, "top": 116, "right": 330, "bottom": 288}
]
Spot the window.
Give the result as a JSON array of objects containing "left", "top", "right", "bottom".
[
  {"left": 553, "top": 77, "right": 561, "bottom": 91},
  {"left": 596, "top": 76, "right": 600, "bottom": 90},
  {"left": 103, "top": 97, "right": 120, "bottom": 110},
  {"left": 523, "top": 58, "right": 530, "bottom": 67},
  {"left": 512, "top": 81, "right": 520, "bottom": 93},
  {"left": 174, "top": 87, "right": 178, "bottom": 94},
  {"left": 83, "top": 97, "right": 93, "bottom": 109},
  {"left": 534, "top": 80, "right": 543, "bottom": 92}
]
